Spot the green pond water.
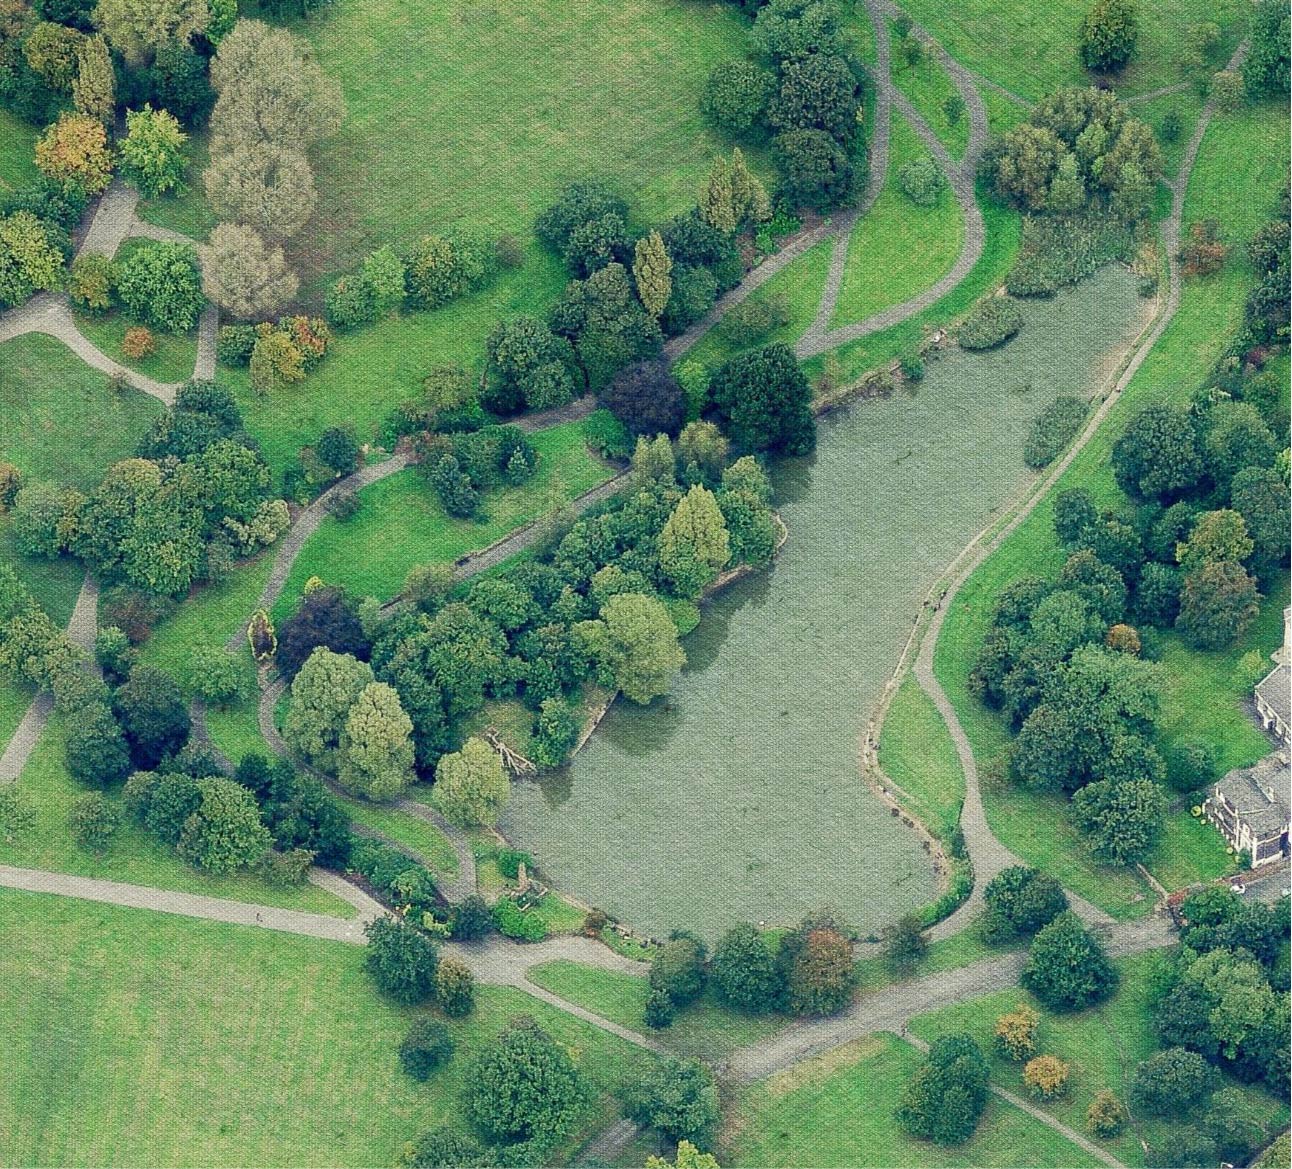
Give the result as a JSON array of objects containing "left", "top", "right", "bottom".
[{"left": 500, "top": 267, "right": 1146, "bottom": 940}]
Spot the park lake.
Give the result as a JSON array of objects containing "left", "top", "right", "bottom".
[{"left": 501, "top": 266, "right": 1150, "bottom": 940}]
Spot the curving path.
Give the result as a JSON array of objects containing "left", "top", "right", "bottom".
[{"left": 902, "top": 35, "right": 1250, "bottom": 936}]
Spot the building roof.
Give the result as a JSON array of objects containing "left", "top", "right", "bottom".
[
  {"left": 1256, "top": 662, "right": 1291, "bottom": 730},
  {"left": 1216, "top": 754, "right": 1291, "bottom": 839}
]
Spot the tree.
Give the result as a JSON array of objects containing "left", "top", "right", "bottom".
[
  {"left": 1204, "top": 401, "right": 1278, "bottom": 490},
  {"left": 1131, "top": 1047, "right": 1214, "bottom": 1116},
  {"left": 702, "top": 59, "right": 775, "bottom": 134},
  {"left": 769, "top": 50, "right": 859, "bottom": 139},
  {"left": 601, "top": 359, "right": 684, "bottom": 438},
  {"left": 535, "top": 179, "right": 627, "bottom": 257},
  {"left": 113, "top": 664, "right": 190, "bottom": 769},
  {"left": 200, "top": 223, "right": 298, "bottom": 320},
  {"left": 711, "top": 922, "right": 783, "bottom": 1013},
  {"left": 337, "top": 681, "right": 415, "bottom": 800},
  {"left": 1022, "top": 911, "right": 1118, "bottom": 1011},
  {"left": 753, "top": 0, "right": 842, "bottom": 62},
  {"left": 202, "top": 141, "right": 316, "bottom": 242},
  {"left": 624, "top": 1058, "right": 721, "bottom": 1149},
  {"left": 399, "top": 1018, "right": 454, "bottom": 1081},
  {"left": 208, "top": 19, "right": 343, "bottom": 147},
  {"left": 898, "top": 156, "right": 946, "bottom": 207},
  {"left": 1176, "top": 509, "right": 1254, "bottom": 575},
  {"left": 589, "top": 592, "right": 685, "bottom": 704},
  {"left": 399, "top": 1128, "right": 486, "bottom": 1169},
  {"left": 68, "top": 791, "right": 120, "bottom": 852},
  {"left": 994, "top": 1003, "right": 1040, "bottom": 1061},
  {"left": 632, "top": 231, "right": 672, "bottom": 319},
  {"left": 551, "top": 261, "right": 662, "bottom": 391},
  {"left": 1177, "top": 559, "right": 1260, "bottom": 649},
  {"left": 182, "top": 644, "right": 242, "bottom": 707},
  {"left": 773, "top": 127, "right": 853, "bottom": 210},
  {"left": 431, "top": 736, "right": 509, "bottom": 828},
  {"left": 777, "top": 915, "right": 856, "bottom": 1016},
  {"left": 896, "top": 1033, "right": 991, "bottom": 1145},
  {"left": 67, "top": 251, "right": 114, "bottom": 311},
  {"left": 1080, "top": 0, "right": 1138, "bottom": 72},
  {"left": 364, "top": 915, "right": 439, "bottom": 1005},
  {"left": 1071, "top": 777, "right": 1167, "bottom": 864},
  {"left": 1111, "top": 404, "right": 1201, "bottom": 500},
  {"left": 647, "top": 1141, "right": 720, "bottom": 1169},
  {"left": 463, "top": 1016, "right": 586, "bottom": 1146},
  {"left": 881, "top": 913, "right": 927, "bottom": 977},
  {"left": 659, "top": 485, "right": 730, "bottom": 598},
  {"left": 24, "top": 21, "right": 84, "bottom": 94},
  {"left": 114, "top": 241, "right": 204, "bottom": 332},
  {"left": 435, "top": 956, "right": 475, "bottom": 1018},
  {"left": 1024, "top": 1055, "right": 1070, "bottom": 1100},
  {"left": 1230, "top": 466, "right": 1290, "bottom": 571},
  {"left": 35, "top": 111, "right": 112, "bottom": 192},
  {"left": 91, "top": 0, "right": 208, "bottom": 65},
  {"left": 484, "top": 315, "right": 575, "bottom": 415},
  {"left": 710, "top": 343, "right": 815, "bottom": 455},
  {"left": 282, "top": 647, "right": 373, "bottom": 772},
  {"left": 0, "top": 211, "right": 65, "bottom": 309},
  {"left": 0, "top": 787, "right": 36, "bottom": 845},
  {"left": 405, "top": 227, "right": 494, "bottom": 310},
  {"left": 176, "top": 775, "right": 271, "bottom": 872},
  {"left": 249, "top": 328, "right": 305, "bottom": 392},
  {"left": 650, "top": 934, "right": 707, "bottom": 1006},
  {"left": 1242, "top": 0, "right": 1290, "bottom": 98},
  {"left": 117, "top": 104, "right": 186, "bottom": 196},
  {"left": 71, "top": 31, "right": 113, "bottom": 121}
]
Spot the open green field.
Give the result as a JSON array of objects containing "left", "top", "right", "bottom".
[
  {"left": 0, "top": 333, "right": 162, "bottom": 491},
  {"left": 908, "top": 951, "right": 1288, "bottom": 1169},
  {"left": 889, "top": 21, "right": 972, "bottom": 158},
  {"left": 0, "top": 888, "right": 656, "bottom": 1167},
  {"left": 72, "top": 310, "right": 199, "bottom": 385},
  {"left": 726, "top": 1032, "right": 1101, "bottom": 1168},
  {"left": 278, "top": 422, "right": 613, "bottom": 614},
  {"left": 292, "top": 0, "right": 759, "bottom": 284},
  {"left": 833, "top": 114, "right": 965, "bottom": 327},
  {"left": 878, "top": 676, "right": 964, "bottom": 843},
  {"left": 929, "top": 99, "right": 1291, "bottom": 914},
  {"left": 0, "top": 108, "right": 39, "bottom": 191},
  {"left": 526, "top": 959, "right": 789, "bottom": 1066},
  {"left": 0, "top": 716, "right": 354, "bottom": 915},
  {"left": 686, "top": 238, "right": 833, "bottom": 369},
  {"left": 896, "top": 0, "right": 1248, "bottom": 103}
]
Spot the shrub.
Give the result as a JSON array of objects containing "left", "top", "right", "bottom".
[
  {"left": 1160, "top": 109, "right": 1182, "bottom": 142},
  {"left": 644, "top": 987, "right": 676, "bottom": 1029},
  {"left": 719, "top": 293, "right": 791, "bottom": 347},
  {"left": 435, "top": 956, "right": 475, "bottom": 1017},
  {"left": 492, "top": 897, "right": 547, "bottom": 941},
  {"left": 260, "top": 846, "right": 314, "bottom": 887},
  {"left": 772, "top": 128, "right": 854, "bottom": 211},
  {"left": 35, "top": 111, "right": 113, "bottom": 193},
  {"left": 1024, "top": 396, "right": 1087, "bottom": 468},
  {"left": 495, "top": 848, "right": 534, "bottom": 881},
  {"left": 1178, "top": 218, "right": 1228, "bottom": 277},
  {"left": 881, "top": 913, "right": 927, "bottom": 976},
  {"left": 983, "top": 866, "right": 1068, "bottom": 941},
  {"left": 216, "top": 323, "right": 257, "bottom": 365},
  {"left": 1087, "top": 1089, "right": 1127, "bottom": 1137},
  {"left": 898, "top": 156, "right": 946, "bottom": 206},
  {"left": 702, "top": 59, "right": 775, "bottom": 134},
  {"left": 958, "top": 297, "right": 1024, "bottom": 350},
  {"left": 1021, "top": 911, "right": 1118, "bottom": 1011},
  {"left": 175, "top": 776, "right": 272, "bottom": 874},
  {"left": 68, "top": 792, "right": 120, "bottom": 852},
  {"left": 1023, "top": 1055, "right": 1070, "bottom": 1099},
  {"left": 121, "top": 326, "right": 156, "bottom": 359},
  {"left": 583, "top": 408, "right": 633, "bottom": 461},
  {"left": 1131, "top": 1047, "right": 1214, "bottom": 1117},
  {"left": 623, "top": 1058, "right": 721, "bottom": 1149},
  {"left": 896, "top": 1033, "right": 990, "bottom": 1145},
  {"left": 118, "top": 105, "right": 187, "bottom": 197},
  {"left": 994, "top": 1003, "right": 1040, "bottom": 1061},
  {"left": 943, "top": 93, "right": 966, "bottom": 125},
  {"left": 650, "top": 934, "right": 707, "bottom": 1006},
  {"left": 399, "top": 1018, "right": 454, "bottom": 1081},
  {"left": 711, "top": 921, "right": 783, "bottom": 1013},
  {"left": 184, "top": 644, "right": 243, "bottom": 707},
  {"left": 777, "top": 914, "right": 855, "bottom": 1016},
  {"left": 451, "top": 895, "right": 493, "bottom": 941}
]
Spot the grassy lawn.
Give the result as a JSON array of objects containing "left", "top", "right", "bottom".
[
  {"left": 0, "top": 108, "right": 39, "bottom": 191},
  {"left": 979, "top": 85, "right": 1032, "bottom": 135},
  {"left": 832, "top": 113, "right": 965, "bottom": 328},
  {"left": 806, "top": 193, "right": 1020, "bottom": 384},
  {"left": 0, "top": 716, "right": 353, "bottom": 916},
  {"left": 0, "top": 333, "right": 163, "bottom": 491},
  {"left": 0, "top": 520, "right": 86, "bottom": 626},
  {"left": 878, "top": 675, "right": 964, "bottom": 842},
  {"left": 686, "top": 238, "right": 833, "bottom": 369},
  {"left": 725, "top": 1031, "right": 1101, "bottom": 1168},
  {"left": 277, "top": 421, "right": 614, "bottom": 614},
  {"left": 526, "top": 959, "right": 788, "bottom": 1065},
  {"left": 907, "top": 951, "right": 1288, "bottom": 1169},
  {"left": 345, "top": 794, "right": 459, "bottom": 877},
  {"left": 930, "top": 100, "right": 1290, "bottom": 914},
  {"left": 896, "top": 0, "right": 1248, "bottom": 103},
  {"left": 134, "top": 132, "right": 217, "bottom": 241},
  {"left": 72, "top": 309, "right": 199, "bottom": 385},
  {"left": 889, "top": 22, "right": 972, "bottom": 158},
  {"left": 0, "top": 887, "right": 657, "bottom": 1167},
  {"left": 1133, "top": 89, "right": 1207, "bottom": 176},
  {"left": 292, "top": 0, "right": 761, "bottom": 285},
  {"left": 854, "top": 917, "right": 1005, "bottom": 992}
]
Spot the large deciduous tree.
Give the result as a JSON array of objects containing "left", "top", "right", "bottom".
[
  {"left": 202, "top": 141, "right": 317, "bottom": 241},
  {"left": 282, "top": 647, "right": 373, "bottom": 772},
  {"left": 92, "top": 0, "right": 209, "bottom": 66},
  {"left": 431, "top": 736, "right": 509, "bottom": 827},
  {"left": 1021, "top": 910, "right": 1118, "bottom": 1011},
  {"left": 200, "top": 223, "right": 299, "bottom": 320},
  {"left": 709, "top": 343, "right": 815, "bottom": 455},
  {"left": 117, "top": 104, "right": 187, "bottom": 196},
  {"left": 337, "top": 681, "right": 415, "bottom": 800},
  {"left": 583, "top": 591, "right": 685, "bottom": 704},
  {"left": 176, "top": 775, "right": 271, "bottom": 873}
]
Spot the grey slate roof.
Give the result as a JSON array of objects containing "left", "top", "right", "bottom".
[
  {"left": 1216, "top": 754, "right": 1291, "bottom": 840},
  {"left": 1256, "top": 663, "right": 1290, "bottom": 729}
]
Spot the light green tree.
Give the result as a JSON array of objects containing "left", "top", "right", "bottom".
[
  {"left": 660, "top": 485, "right": 730, "bottom": 598},
  {"left": 338, "top": 682, "right": 415, "bottom": 800},
  {"left": 72, "top": 34, "right": 115, "bottom": 123},
  {"left": 633, "top": 230, "right": 673, "bottom": 318},
  {"left": 431, "top": 736, "right": 509, "bottom": 827},
  {"left": 591, "top": 592, "right": 686, "bottom": 704},
  {"left": 92, "top": 0, "right": 210, "bottom": 66},
  {"left": 283, "top": 648, "right": 373, "bottom": 772},
  {"left": 176, "top": 777, "right": 271, "bottom": 873},
  {"left": 118, "top": 105, "right": 187, "bottom": 197}
]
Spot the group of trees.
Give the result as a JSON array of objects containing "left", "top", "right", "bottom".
[
  {"left": 644, "top": 910, "right": 857, "bottom": 1029},
  {"left": 200, "top": 18, "right": 342, "bottom": 320},
  {"left": 11, "top": 381, "right": 287, "bottom": 597},
  {"left": 415, "top": 423, "right": 537, "bottom": 519},
  {"left": 703, "top": 0, "right": 865, "bottom": 211}
]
